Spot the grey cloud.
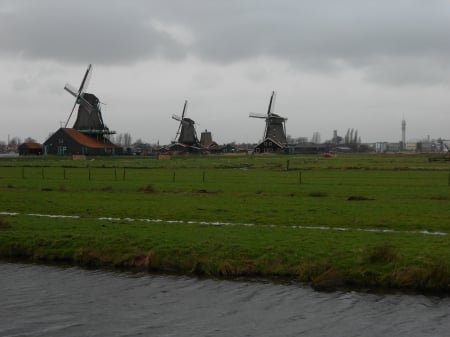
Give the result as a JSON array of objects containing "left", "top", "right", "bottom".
[
  {"left": 0, "top": 0, "right": 186, "bottom": 64},
  {"left": 151, "top": 0, "right": 450, "bottom": 84},
  {"left": 2, "top": 0, "right": 450, "bottom": 85}
]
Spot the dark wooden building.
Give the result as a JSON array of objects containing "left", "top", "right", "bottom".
[
  {"left": 18, "top": 142, "right": 42, "bottom": 155},
  {"left": 253, "top": 137, "right": 287, "bottom": 153},
  {"left": 43, "top": 128, "right": 122, "bottom": 156}
]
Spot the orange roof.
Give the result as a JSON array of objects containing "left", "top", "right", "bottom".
[
  {"left": 64, "top": 128, "right": 118, "bottom": 148},
  {"left": 23, "top": 143, "right": 42, "bottom": 149}
]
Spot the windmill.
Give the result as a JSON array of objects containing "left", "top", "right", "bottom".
[
  {"left": 249, "top": 91, "right": 288, "bottom": 146},
  {"left": 171, "top": 100, "right": 199, "bottom": 146},
  {"left": 64, "top": 64, "right": 113, "bottom": 136}
]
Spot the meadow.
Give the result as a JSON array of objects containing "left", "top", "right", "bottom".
[{"left": 0, "top": 153, "right": 449, "bottom": 293}]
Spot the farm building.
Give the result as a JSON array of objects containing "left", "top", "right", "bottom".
[
  {"left": 18, "top": 142, "right": 42, "bottom": 155},
  {"left": 253, "top": 137, "right": 287, "bottom": 153},
  {"left": 43, "top": 128, "right": 122, "bottom": 156}
]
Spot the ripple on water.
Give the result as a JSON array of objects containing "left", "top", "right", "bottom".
[{"left": 0, "top": 263, "right": 449, "bottom": 337}]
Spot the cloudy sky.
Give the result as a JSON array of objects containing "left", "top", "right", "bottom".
[{"left": 1, "top": 0, "right": 450, "bottom": 145}]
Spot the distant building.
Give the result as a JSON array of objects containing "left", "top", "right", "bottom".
[
  {"left": 199, "top": 129, "right": 222, "bottom": 152},
  {"left": 254, "top": 138, "right": 287, "bottom": 153},
  {"left": 416, "top": 141, "right": 436, "bottom": 152},
  {"left": 287, "top": 142, "right": 328, "bottom": 154},
  {"left": 200, "top": 130, "right": 213, "bottom": 147},
  {"left": 18, "top": 142, "right": 42, "bottom": 155},
  {"left": 43, "top": 128, "right": 122, "bottom": 155},
  {"left": 404, "top": 142, "right": 417, "bottom": 151},
  {"left": 375, "top": 142, "right": 401, "bottom": 152}
]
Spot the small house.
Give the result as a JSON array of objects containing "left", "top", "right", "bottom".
[
  {"left": 18, "top": 142, "right": 42, "bottom": 155},
  {"left": 43, "top": 128, "right": 122, "bottom": 156}
]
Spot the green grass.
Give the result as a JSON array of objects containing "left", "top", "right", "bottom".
[{"left": 0, "top": 153, "right": 449, "bottom": 293}]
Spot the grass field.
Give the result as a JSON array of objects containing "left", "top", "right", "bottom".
[{"left": 0, "top": 153, "right": 449, "bottom": 293}]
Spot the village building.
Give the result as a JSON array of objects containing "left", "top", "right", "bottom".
[
  {"left": 18, "top": 142, "right": 42, "bottom": 155},
  {"left": 43, "top": 128, "right": 121, "bottom": 155}
]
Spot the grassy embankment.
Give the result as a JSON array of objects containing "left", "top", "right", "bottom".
[{"left": 0, "top": 153, "right": 449, "bottom": 293}]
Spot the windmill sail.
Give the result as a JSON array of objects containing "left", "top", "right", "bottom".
[
  {"left": 64, "top": 83, "right": 78, "bottom": 97},
  {"left": 267, "top": 91, "right": 276, "bottom": 115}
]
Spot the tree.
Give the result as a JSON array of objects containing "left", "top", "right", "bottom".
[
  {"left": 8, "top": 137, "right": 21, "bottom": 146},
  {"left": 123, "top": 133, "right": 132, "bottom": 148},
  {"left": 311, "top": 132, "right": 321, "bottom": 144}
]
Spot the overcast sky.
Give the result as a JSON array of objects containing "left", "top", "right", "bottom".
[{"left": 1, "top": 0, "right": 450, "bottom": 145}]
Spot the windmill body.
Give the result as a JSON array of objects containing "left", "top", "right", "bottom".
[
  {"left": 250, "top": 91, "right": 288, "bottom": 152},
  {"left": 64, "top": 64, "right": 114, "bottom": 137},
  {"left": 177, "top": 117, "right": 198, "bottom": 146},
  {"left": 264, "top": 113, "right": 287, "bottom": 145},
  {"left": 72, "top": 93, "right": 106, "bottom": 132},
  {"left": 171, "top": 100, "right": 200, "bottom": 147}
]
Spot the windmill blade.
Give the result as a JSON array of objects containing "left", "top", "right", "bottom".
[
  {"left": 65, "top": 99, "right": 78, "bottom": 127},
  {"left": 267, "top": 91, "right": 276, "bottom": 115},
  {"left": 64, "top": 83, "right": 78, "bottom": 97},
  {"left": 249, "top": 112, "right": 267, "bottom": 119},
  {"left": 78, "top": 64, "right": 93, "bottom": 94},
  {"left": 181, "top": 100, "right": 188, "bottom": 119},
  {"left": 172, "top": 114, "right": 182, "bottom": 122}
]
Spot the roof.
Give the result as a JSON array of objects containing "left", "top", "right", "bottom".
[
  {"left": 20, "top": 142, "right": 42, "bottom": 150},
  {"left": 256, "top": 137, "right": 285, "bottom": 149},
  {"left": 63, "top": 128, "right": 118, "bottom": 148}
]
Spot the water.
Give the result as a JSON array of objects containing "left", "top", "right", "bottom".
[{"left": 0, "top": 263, "right": 448, "bottom": 337}]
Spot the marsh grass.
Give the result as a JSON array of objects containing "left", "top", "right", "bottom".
[{"left": 0, "top": 153, "right": 449, "bottom": 293}]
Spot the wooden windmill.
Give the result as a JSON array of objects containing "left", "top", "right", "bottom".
[
  {"left": 64, "top": 64, "right": 114, "bottom": 137},
  {"left": 172, "top": 100, "right": 199, "bottom": 146},
  {"left": 249, "top": 91, "right": 288, "bottom": 148}
]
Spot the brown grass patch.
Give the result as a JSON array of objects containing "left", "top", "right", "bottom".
[
  {"left": 347, "top": 195, "right": 375, "bottom": 201},
  {"left": 0, "top": 218, "right": 12, "bottom": 230},
  {"left": 311, "top": 268, "right": 346, "bottom": 291},
  {"left": 138, "top": 184, "right": 155, "bottom": 193},
  {"left": 363, "top": 243, "right": 398, "bottom": 264},
  {"left": 308, "top": 191, "right": 328, "bottom": 197}
]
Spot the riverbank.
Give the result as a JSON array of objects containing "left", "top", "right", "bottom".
[
  {"left": 1, "top": 212, "right": 449, "bottom": 294},
  {"left": 0, "top": 154, "right": 449, "bottom": 294}
]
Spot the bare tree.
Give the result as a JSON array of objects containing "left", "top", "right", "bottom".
[
  {"left": 123, "top": 133, "right": 132, "bottom": 148},
  {"left": 311, "top": 132, "right": 321, "bottom": 144}
]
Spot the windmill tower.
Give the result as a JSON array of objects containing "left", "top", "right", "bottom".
[
  {"left": 171, "top": 100, "right": 199, "bottom": 146},
  {"left": 250, "top": 91, "right": 288, "bottom": 149},
  {"left": 64, "top": 64, "right": 114, "bottom": 139}
]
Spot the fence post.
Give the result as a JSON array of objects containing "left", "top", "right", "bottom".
[
  {"left": 202, "top": 171, "right": 205, "bottom": 183},
  {"left": 172, "top": 172, "right": 175, "bottom": 182}
]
